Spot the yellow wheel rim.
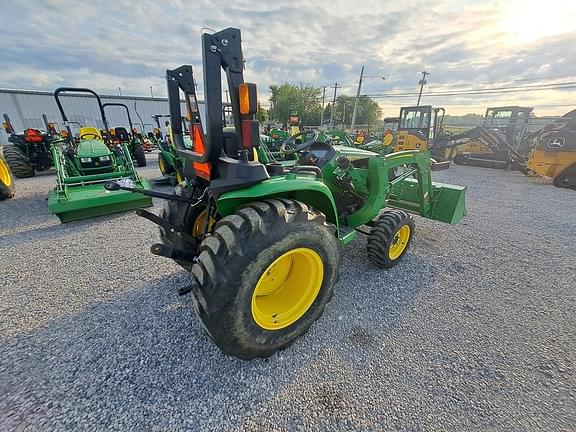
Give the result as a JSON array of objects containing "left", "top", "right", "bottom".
[
  {"left": 252, "top": 247, "right": 324, "bottom": 330},
  {"left": 192, "top": 209, "right": 216, "bottom": 237},
  {"left": 159, "top": 157, "right": 167, "bottom": 175},
  {"left": 388, "top": 225, "right": 411, "bottom": 260},
  {"left": 0, "top": 158, "right": 12, "bottom": 187}
]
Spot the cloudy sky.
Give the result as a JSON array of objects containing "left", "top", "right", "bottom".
[{"left": 1, "top": 0, "right": 576, "bottom": 117}]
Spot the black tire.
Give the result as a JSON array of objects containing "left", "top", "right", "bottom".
[
  {"left": 553, "top": 163, "right": 576, "bottom": 190},
  {"left": 133, "top": 144, "right": 147, "bottom": 167},
  {"left": 452, "top": 153, "right": 467, "bottom": 165},
  {"left": 0, "top": 155, "right": 15, "bottom": 200},
  {"left": 367, "top": 210, "right": 415, "bottom": 269},
  {"left": 158, "top": 153, "right": 174, "bottom": 176},
  {"left": 3, "top": 145, "right": 34, "bottom": 178},
  {"left": 189, "top": 198, "right": 341, "bottom": 359}
]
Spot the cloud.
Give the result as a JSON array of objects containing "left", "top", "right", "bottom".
[{"left": 1, "top": 0, "right": 575, "bottom": 116}]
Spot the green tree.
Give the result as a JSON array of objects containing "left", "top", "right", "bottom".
[
  {"left": 256, "top": 102, "right": 269, "bottom": 124},
  {"left": 269, "top": 83, "right": 322, "bottom": 126},
  {"left": 333, "top": 95, "right": 382, "bottom": 128}
]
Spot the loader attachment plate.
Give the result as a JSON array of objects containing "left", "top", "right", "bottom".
[
  {"left": 388, "top": 178, "right": 467, "bottom": 225},
  {"left": 48, "top": 180, "right": 153, "bottom": 223}
]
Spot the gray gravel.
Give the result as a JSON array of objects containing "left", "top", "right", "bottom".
[{"left": 1, "top": 154, "right": 575, "bottom": 431}]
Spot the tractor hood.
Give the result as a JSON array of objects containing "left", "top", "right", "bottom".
[
  {"left": 333, "top": 145, "right": 379, "bottom": 160},
  {"left": 76, "top": 139, "right": 111, "bottom": 158}
]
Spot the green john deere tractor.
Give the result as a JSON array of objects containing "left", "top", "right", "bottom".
[
  {"left": 152, "top": 114, "right": 188, "bottom": 185},
  {"left": 107, "top": 28, "right": 467, "bottom": 359},
  {"left": 102, "top": 102, "right": 147, "bottom": 167},
  {"left": 48, "top": 87, "right": 152, "bottom": 222}
]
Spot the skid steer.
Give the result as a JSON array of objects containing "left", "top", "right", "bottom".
[
  {"left": 102, "top": 103, "right": 147, "bottom": 167},
  {"left": 48, "top": 88, "right": 152, "bottom": 222},
  {"left": 106, "top": 28, "right": 467, "bottom": 359},
  {"left": 358, "top": 106, "right": 450, "bottom": 170}
]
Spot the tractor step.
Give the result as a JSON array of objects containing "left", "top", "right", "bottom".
[
  {"left": 150, "top": 242, "right": 198, "bottom": 262},
  {"left": 337, "top": 225, "right": 356, "bottom": 245}
]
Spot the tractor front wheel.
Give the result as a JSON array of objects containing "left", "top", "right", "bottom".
[
  {"left": 3, "top": 146, "right": 34, "bottom": 178},
  {"left": 367, "top": 210, "right": 415, "bottom": 268},
  {"left": 189, "top": 199, "right": 341, "bottom": 359},
  {"left": 158, "top": 153, "right": 174, "bottom": 176},
  {"left": 0, "top": 155, "right": 15, "bottom": 200}
]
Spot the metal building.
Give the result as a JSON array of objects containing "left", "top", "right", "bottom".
[{"left": 0, "top": 88, "right": 205, "bottom": 142}]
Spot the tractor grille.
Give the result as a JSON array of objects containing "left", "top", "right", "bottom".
[{"left": 80, "top": 159, "right": 113, "bottom": 169}]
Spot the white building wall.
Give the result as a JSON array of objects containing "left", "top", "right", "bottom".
[{"left": 0, "top": 89, "right": 205, "bottom": 142}]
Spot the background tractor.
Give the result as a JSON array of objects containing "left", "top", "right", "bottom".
[
  {"left": 102, "top": 103, "right": 147, "bottom": 167},
  {"left": 49, "top": 87, "right": 152, "bottom": 222},
  {"left": 434, "top": 106, "right": 533, "bottom": 169},
  {"left": 107, "top": 28, "right": 467, "bottom": 360},
  {"left": 2, "top": 113, "right": 58, "bottom": 178},
  {"left": 524, "top": 108, "right": 576, "bottom": 189}
]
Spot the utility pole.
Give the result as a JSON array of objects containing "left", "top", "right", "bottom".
[
  {"left": 417, "top": 71, "right": 430, "bottom": 106},
  {"left": 118, "top": 86, "right": 122, "bottom": 96},
  {"left": 320, "top": 85, "right": 327, "bottom": 127},
  {"left": 150, "top": 86, "right": 154, "bottom": 98},
  {"left": 350, "top": 66, "right": 364, "bottom": 131},
  {"left": 329, "top": 82, "right": 341, "bottom": 128}
]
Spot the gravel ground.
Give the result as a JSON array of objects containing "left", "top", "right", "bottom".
[{"left": 1, "top": 153, "right": 574, "bottom": 431}]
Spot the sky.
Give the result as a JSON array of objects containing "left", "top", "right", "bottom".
[{"left": 1, "top": 0, "right": 576, "bottom": 117}]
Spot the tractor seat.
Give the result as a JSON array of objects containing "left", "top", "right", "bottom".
[
  {"left": 79, "top": 127, "right": 102, "bottom": 140},
  {"left": 114, "top": 127, "right": 130, "bottom": 141}
]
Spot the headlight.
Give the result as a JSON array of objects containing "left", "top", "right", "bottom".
[
  {"left": 80, "top": 157, "right": 91, "bottom": 163},
  {"left": 100, "top": 155, "right": 111, "bottom": 161}
]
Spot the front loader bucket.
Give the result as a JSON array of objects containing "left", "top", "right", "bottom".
[
  {"left": 388, "top": 178, "right": 467, "bottom": 225},
  {"left": 48, "top": 180, "right": 153, "bottom": 223}
]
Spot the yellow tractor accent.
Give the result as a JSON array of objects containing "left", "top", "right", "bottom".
[{"left": 251, "top": 248, "right": 324, "bottom": 330}]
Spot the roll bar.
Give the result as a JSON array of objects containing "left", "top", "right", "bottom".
[
  {"left": 53, "top": 87, "right": 110, "bottom": 139},
  {"left": 102, "top": 103, "right": 134, "bottom": 132}
]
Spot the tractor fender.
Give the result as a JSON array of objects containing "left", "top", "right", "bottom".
[{"left": 215, "top": 174, "right": 339, "bottom": 228}]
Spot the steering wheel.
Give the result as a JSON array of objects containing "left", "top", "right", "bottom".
[
  {"left": 280, "top": 130, "right": 320, "bottom": 155},
  {"left": 80, "top": 133, "right": 100, "bottom": 140}
]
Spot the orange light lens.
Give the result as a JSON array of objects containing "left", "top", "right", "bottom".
[{"left": 239, "top": 83, "right": 258, "bottom": 115}]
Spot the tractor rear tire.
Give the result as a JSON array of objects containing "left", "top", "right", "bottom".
[
  {"left": 3, "top": 145, "right": 34, "bottom": 178},
  {"left": 0, "top": 155, "right": 15, "bottom": 200},
  {"left": 189, "top": 198, "right": 341, "bottom": 359},
  {"left": 367, "top": 210, "right": 415, "bottom": 269},
  {"left": 133, "top": 144, "right": 147, "bottom": 167}
]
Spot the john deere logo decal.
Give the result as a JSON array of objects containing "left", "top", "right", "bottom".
[{"left": 548, "top": 138, "right": 565, "bottom": 148}]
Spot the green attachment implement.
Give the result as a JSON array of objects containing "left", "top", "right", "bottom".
[{"left": 48, "top": 138, "right": 152, "bottom": 223}]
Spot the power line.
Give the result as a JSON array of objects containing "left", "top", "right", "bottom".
[{"left": 367, "top": 82, "right": 576, "bottom": 99}]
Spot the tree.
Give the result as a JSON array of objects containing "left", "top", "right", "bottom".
[
  {"left": 333, "top": 95, "right": 382, "bottom": 128},
  {"left": 256, "top": 102, "right": 269, "bottom": 124},
  {"left": 269, "top": 84, "right": 322, "bottom": 126}
]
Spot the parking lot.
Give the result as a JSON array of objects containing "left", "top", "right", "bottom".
[{"left": 1, "top": 154, "right": 574, "bottom": 431}]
